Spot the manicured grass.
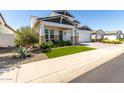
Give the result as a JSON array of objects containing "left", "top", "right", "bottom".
[{"left": 45, "top": 46, "right": 95, "bottom": 58}]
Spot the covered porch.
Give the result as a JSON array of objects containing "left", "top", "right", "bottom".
[{"left": 39, "top": 21, "right": 79, "bottom": 44}]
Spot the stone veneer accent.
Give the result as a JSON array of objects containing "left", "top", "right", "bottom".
[
  {"left": 71, "top": 36, "right": 75, "bottom": 44},
  {"left": 75, "top": 36, "right": 79, "bottom": 44}
]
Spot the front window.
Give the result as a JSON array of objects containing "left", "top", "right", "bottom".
[
  {"left": 45, "top": 29, "right": 49, "bottom": 41},
  {"left": 45, "top": 29, "right": 54, "bottom": 41},
  {"left": 50, "top": 30, "right": 54, "bottom": 40}
]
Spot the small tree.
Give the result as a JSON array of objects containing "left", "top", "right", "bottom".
[{"left": 14, "top": 26, "right": 39, "bottom": 47}]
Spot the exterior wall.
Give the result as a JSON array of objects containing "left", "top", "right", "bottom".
[
  {"left": 0, "top": 24, "right": 14, "bottom": 34},
  {"left": 78, "top": 30, "right": 92, "bottom": 43},
  {"left": 0, "top": 15, "right": 15, "bottom": 47},
  {"left": 0, "top": 34, "right": 15, "bottom": 47},
  {"left": 63, "top": 30, "right": 71, "bottom": 41},
  {"left": 120, "top": 34, "right": 124, "bottom": 38},
  {"left": 103, "top": 35, "right": 117, "bottom": 40},
  {"left": 97, "top": 34, "right": 103, "bottom": 39},
  {"left": 30, "top": 16, "right": 38, "bottom": 29}
]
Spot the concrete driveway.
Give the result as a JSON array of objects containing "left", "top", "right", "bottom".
[{"left": 80, "top": 42, "right": 118, "bottom": 49}]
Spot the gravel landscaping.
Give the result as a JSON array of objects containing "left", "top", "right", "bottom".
[{"left": 0, "top": 48, "right": 48, "bottom": 69}]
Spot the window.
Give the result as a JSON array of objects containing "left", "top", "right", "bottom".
[
  {"left": 50, "top": 30, "right": 54, "bottom": 40},
  {"left": 45, "top": 29, "right": 49, "bottom": 40},
  {"left": 45, "top": 29, "right": 55, "bottom": 41}
]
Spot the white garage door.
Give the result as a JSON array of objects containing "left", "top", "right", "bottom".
[
  {"left": 104, "top": 35, "right": 117, "bottom": 40},
  {"left": 0, "top": 34, "right": 15, "bottom": 47},
  {"left": 78, "top": 30, "right": 92, "bottom": 43}
]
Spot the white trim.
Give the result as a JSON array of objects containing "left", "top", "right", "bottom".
[{"left": 41, "top": 20, "right": 74, "bottom": 29}]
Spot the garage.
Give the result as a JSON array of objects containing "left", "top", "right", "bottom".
[{"left": 78, "top": 30, "right": 92, "bottom": 43}]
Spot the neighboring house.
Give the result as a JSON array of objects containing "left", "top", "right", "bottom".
[
  {"left": 31, "top": 10, "right": 93, "bottom": 44},
  {"left": 91, "top": 30, "right": 123, "bottom": 40},
  {"left": 91, "top": 29, "right": 105, "bottom": 41},
  {"left": 103, "top": 31, "right": 123, "bottom": 40},
  {"left": 0, "top": 13, "right": 15, "bottom": 47}
]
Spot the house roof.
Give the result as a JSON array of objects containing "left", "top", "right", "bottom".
[
  {"left": 53, "top": 10, "right": 75, "bottom": 18},
  {"left": 92, "top": 29, "right": 104, "bottom": 34},
  {"left": 32, "top": 10, "right": 93, "bottom": 31},
  {"left": 76, "top": 25, "right": 93, "bottom": 31},
  {"left": 73, "top": 20, "right": 80, "bottom": 24},
  {"left": 37, "top": 15, "right": 77, "bottom": 26},
  {"left": 0, "top": 13, "right": 15, "bottom": 32},
  {"left": 104, "top": 30, "right": 122, "bottom": 34}
]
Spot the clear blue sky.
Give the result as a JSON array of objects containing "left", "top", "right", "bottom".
[{"left": 0, "top": 10, "right": 124, "bottom": 32}]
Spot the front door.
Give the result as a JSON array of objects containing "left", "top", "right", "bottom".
[{"left": 59, "top": 31, "right": 63, "bottom": 41}]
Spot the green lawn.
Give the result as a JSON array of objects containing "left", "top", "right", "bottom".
[{"left": 45, "top": 46, "right": 95, "bottom": 58}]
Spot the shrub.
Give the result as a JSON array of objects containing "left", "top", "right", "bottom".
[
  {"left": 65, "top": 40, "right": 72, "bottom": 46},
  {"left": 57, "top": 41, "right": 66, "bottom": 47},
  {"left": 42, "top": 48, "right": 52, "bottom": 53},
  {"left": 53, "top": 40, "right": 72, "bottom": 47},
  {"left": 102, "top": 39, "right": 122, "bottom": 44},
  {"left": 41, "top": 41, "right": 53, "bottom": 53},
  {"left": 41, "top": 41, "right": 53, "bottom": 49},
  {"left": 14, "top": 26, "right": 39, "bottom": 47},
  {"left": 91, "top": 39, "right": 96, "bottom": 42},
  {"left": 16, "top": 46, "right": 30, "bottom": 59}
]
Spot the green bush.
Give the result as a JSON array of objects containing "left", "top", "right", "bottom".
[
  {"left": 53, "top": 40, "right": 72, "bottom": 47},
  {"left": 65, "top": 40, "right": 72, "bottom": 46},
  {"left": 14, "top": 26, "right": 39, "bottom": 47},
  {"left": 41, "top": 41, "right": 53, "bottom": 53},
  {"left": 16, "top": 46, "right": 30, "bottom": 59},
  {"left": 41, "top": 41, "right": 53, "bottom": 49},
  {"left": 42, "top": 48, "right": 52, "bottom": 53},
  {"left": 91, "top": 39, "right": 96, "bottom": 42},
  {"left": 102, "top": 39, "right": 122, "bottom": 44}
]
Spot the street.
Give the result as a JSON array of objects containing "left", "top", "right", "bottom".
[{"left": 70, "top": 53, "right": 124, "bottom": 83}]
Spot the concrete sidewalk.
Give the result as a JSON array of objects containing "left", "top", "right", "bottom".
[{"left": 0, "top": 45, "right": 124, "bottom": 83}]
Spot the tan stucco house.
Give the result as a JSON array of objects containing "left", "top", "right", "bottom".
[
  {"left": 0, "top": 13, "right": 15, "bottom": 47},
  {"left": 31, "top": 10, "right": 93, "bottom": 44}
]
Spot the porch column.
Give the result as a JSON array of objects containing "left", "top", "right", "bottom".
[
  {"left": 54, "top": 30, "right": 59, "bottom": 41},
  {"left": 71, "top": 28, "right": 76, "bottom": 45},
  {"left": 39, "top": 24, "right": 46, "bottom": 44},
  {"left": 75, "top": 33, "right": 79, "bottom": 44}
]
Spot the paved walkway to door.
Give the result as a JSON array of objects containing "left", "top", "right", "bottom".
[{"left": 0, "top": 44, "right": 124, "bottom": 83}]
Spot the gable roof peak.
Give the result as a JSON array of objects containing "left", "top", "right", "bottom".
[{"left": 53, "top": 10, "right": 75, "bottom": 18}]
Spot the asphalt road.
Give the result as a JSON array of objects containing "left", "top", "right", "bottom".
[{"left": 70, "top": 53, "right": 124, "bottom": 83}]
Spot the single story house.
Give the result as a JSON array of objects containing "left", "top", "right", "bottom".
[
  {"left": 31, "top": 10, "right": 93, "bottom": 44},
  {"left": 91, "top": 30, "right": 123, "bottom": 41},
  {"left": 0, "top": 13, "right": 15, "bottom": 47},
  {"left": 91, "top": 29, "right": 105, "bottom": 41},
  {"left": 104, "top": 31, "right": 123, "bottom": 40}
]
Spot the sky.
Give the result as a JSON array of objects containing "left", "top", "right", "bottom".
[{"left": 0, "top": 10, "right": 124, "bottom": 32}]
